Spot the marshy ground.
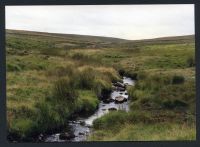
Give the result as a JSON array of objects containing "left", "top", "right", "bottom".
[{"left": 6, "top": 29, "right": 195, "bottom": 142}]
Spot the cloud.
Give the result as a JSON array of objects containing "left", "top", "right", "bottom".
[{"left": 6, "top": 4, "right": 194, "bottom": 40}]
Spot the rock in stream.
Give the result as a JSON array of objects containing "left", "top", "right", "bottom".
[{"left": 44, "top": 76, "right": 134, "bottom": 142}]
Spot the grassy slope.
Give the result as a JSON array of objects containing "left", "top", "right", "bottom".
[
  {"left": 6, "top": 29, "right": 195, "bottom": 141},
  {"left": 88, "top": 35, "right": 195, "bottom": 141},
  {"left": 6, "top": 29, "right": 121, "bottom": 141}
]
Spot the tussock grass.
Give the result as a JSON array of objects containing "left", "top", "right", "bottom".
[
  {"left": 96, "top": 67, "right": 121, "bottom": 82},
  {"left": 128, "top": 72, "right": 195, "bottom": 111},
  {"left": 75, "top": 90, "right": 99, "bottom": 114},
  {"left": 77, "top": 67, "right": 96, "bottom": 89},
  {"left": 90, "top": 110, "right": 195, "bottom": 141},
  {"left": 53, "top": 77, "right": 78, "bottom": 103},
  {"left": 93, "top": 78, "right": 112, "bottom": 97},
  {"left": 6, "top": 30, "right": 195, "bottom": 141},
  {"left": 89, "top": 123, "right": 195, "bottom": 141},
  {"left": 71, "top": 52, "right": 102, "bottom": 65}
]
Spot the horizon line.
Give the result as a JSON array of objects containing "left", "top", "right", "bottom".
[{"left": 6, "top": 28, "right": 195, "bottom": 41}]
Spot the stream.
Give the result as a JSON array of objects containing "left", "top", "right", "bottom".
[{"left": 44, "top": 76, "right": 135, "bottom": 142}]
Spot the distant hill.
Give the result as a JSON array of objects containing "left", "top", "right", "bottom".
[
  {"left": 131, "top": 35, "right": 194, "bottom": 44},
  {"left": 6, "top": 29, "right": 194, "bottom": 49},
  {"left": 6, "top": 29, "right": 128, "bottom": 44}
]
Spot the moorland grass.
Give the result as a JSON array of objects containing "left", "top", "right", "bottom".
[
  {"left": 6, "top": 30, "right": 195, "bottom": 141},
  {"left": 89, "top": 122, "right": 195, "bottom": 141}
]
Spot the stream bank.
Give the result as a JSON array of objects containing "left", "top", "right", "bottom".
[{"left": 44, "top": 76, "right": 134, "bottom": 142}]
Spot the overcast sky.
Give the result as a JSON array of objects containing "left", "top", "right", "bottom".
[{"left": 6, "top": 5, "right": 194, "bottom": 40}]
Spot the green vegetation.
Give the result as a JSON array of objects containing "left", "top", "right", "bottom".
[
  {"left": 90, "top": 114, "right": 195, "bottom": 141},
  {"left": 88, "top": 36, "right": 195, "bottom": 140},
  {"left": 6, "top": 29, "right": 195, "bottom": 141}
]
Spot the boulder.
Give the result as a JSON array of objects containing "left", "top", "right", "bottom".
[
  {"left": 80, "top": 121, "right": 85, "bottom": 126},
  {"left": 38, "top": 133, "right": 44, "bottom": 141},
  {"left": 110, "top": 99, "right": 115, "bottom": 102},
  {"left": 78, "top": 132, "right": 85, "bottom": 135},
  {"left": 100, "top": 89, "right": 112, "bottom": 99},
  {"left": 115, "top": 96, "right": 127, "bottom": 103},
  {"left": 59, "top": 132, "right": 75, "bottom": 140},
  {"left": 108, "top": 107, "right": 117, "bottom": 111},
  {"left": 116, "top": 87, "right": 126, "bottom": 91},
  {"left": 103, "top": 98, "right": 115, "bottom": 104},
  {"left": 113, "top": 82, "right": 125, "bottom": 88}
]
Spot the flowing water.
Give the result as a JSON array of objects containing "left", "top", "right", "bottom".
[{"left": 44, "top": 76, "right": 134, "bottom": 142}]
